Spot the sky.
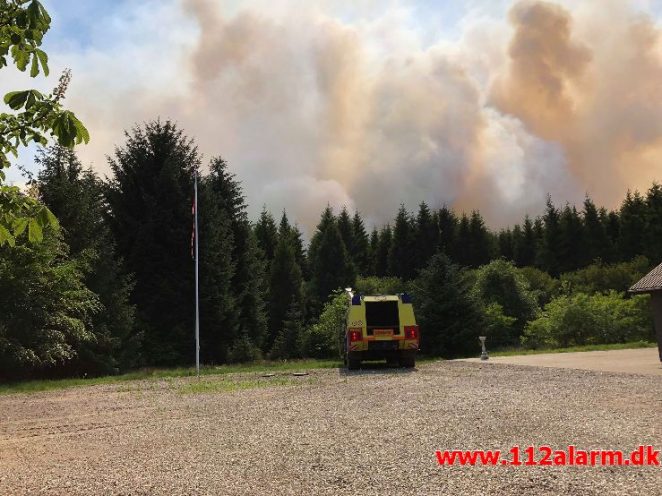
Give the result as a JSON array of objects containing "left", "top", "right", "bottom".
[{"left": 4, "top": 0, "right": 662, "bottom": 235}]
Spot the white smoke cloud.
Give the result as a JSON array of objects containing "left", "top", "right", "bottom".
[{"left": 4, "top": 0, "right": 660, "bottom": 232}]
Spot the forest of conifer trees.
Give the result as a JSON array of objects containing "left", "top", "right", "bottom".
[{"left": 0, "top": 120, "right": 658, "bottom": 379}]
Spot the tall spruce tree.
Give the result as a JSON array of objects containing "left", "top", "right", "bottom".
[
  {"left": 254, "top": 207, "right": 278, "bottom": 269},
  {"left": 516, "top": 216, "right": 537, "bottom": 267},
  {"left": 206, "top": 157, "right": 267, "bottom": 356},
  {"left": 351, "top": 211, "right": 370, "bottom": 276},
  {"left": 618, "top": 190, "right": 647, "bottom": 262},
  {"left": 268, "top": 237, "right": 303, "bottom": 351},
  {"left": 582, "top": 196, "right": 608, "bottom": 264},
  {"left": 415, "top": 253, "right": 483, "bottom": 357},
  {"left": 558, "top": 204, "right": 585, "bottom": 272},
  {"left": 644, "top": 183, "right": 662, "bottom": 263},
  {"left": 375, "top": 225, "right": 392, "bottom": 277},
  {"left": 368, "top": 228, "right": 379, "bottom": 276},
  {"left": 106, "top": 121, "right": 197, "bottom": 365},
  {"left": 337, "top": 207, "right": 355, "bottom": 259},
  {"left": 437, "top": 206, "right": 458, "bottom": 257},
  {"left": 388, "top": 204, "right": 416, "bottom": 280},
  {"left": 36, "top": 147, "right": 140, "bottom": 374},
  {"left": 414, "top": 202, "right": 439, "bottom": 272},
  {"left": 308, "top": 206, "right": 355, "bottom": 307},
  {"left": 198, "top": 173, "right": 237, "bottom": 363},
  {"left": 539, "top": 197, "right": 562, "bottom": 276},
  {"left": 467, "top": 211, "right": 492, "bottom": 268}
]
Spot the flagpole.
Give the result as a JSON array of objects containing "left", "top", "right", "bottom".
[{"left": 194, "top": 170, "right": 200, "bottom": 377}]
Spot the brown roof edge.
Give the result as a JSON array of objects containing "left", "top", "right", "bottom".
[{"left": 629, "top": 261, "right": 662, "bottom": 293}]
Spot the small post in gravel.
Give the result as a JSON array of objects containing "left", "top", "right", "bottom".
[{"left": 479, "top": 336, "right": 489, "bottom": 361}]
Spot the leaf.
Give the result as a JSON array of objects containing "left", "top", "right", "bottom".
[
  {"left": 12, "top": 217, "right": 28, "bottom": 236},
  {"left": 35, "top": 49, "right": 48, "bottom": 76},
  {"left": 0, "top": 224, "right": 15, "bottom": 247},
  {"left": 28, "top": 218, "right": 43, "bottom": 243},
  {"left": 30, "top": 52, "right": 39, "bottom": 77},
  {"left": 37, "top": 206, "right": 58, "bottom": 229},
  {"left": 4, "top": 90, "right": 29, "bottom": 110}
]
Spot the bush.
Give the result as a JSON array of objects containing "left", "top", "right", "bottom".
[
  {"left": 354, "top": 276, "right": 405, "bottom": 295},
  {"left": 483, "top": 303, "right": 518, "bottom": 348},
  {"left": 522, "top": 291, "right": 653, "bottom": 349},
  {"left": 226, "top": 335, "right": 263, "bottom": 363},
  {"left": 472, "top": 259, "right": 539, "bottom": 342},
  {"left": 518, "top": 266, "right": 559, "bottom": 306},
  {"left": 300, "top": 292, "right": 348, "bottom": 358},
  {"left": 560, "top": 256, "right": 650, "bottom": 295}
]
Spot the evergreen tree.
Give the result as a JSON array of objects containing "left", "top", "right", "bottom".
[
  {"left": 36, "top": 147, "right": 140, "bottom": 374},
  {"left": 644, "top": 183, "right": 662, "bottom": 263},
  {"left": 582, "top": 196, "right": 608, "bottom": 264},
  {"left": 254, "top": 207, "right": 278, "bottom": 268},
  {"left": 270, "top": 302, "right": 304, "bottom": 360},
  {"left": 602, "top": 209, "right": 620, "bottom": 263},
  {"left": 206, "top": 158, "right": 267, "bottom": 355},
  {"left": 351, "top": 211, "right": 370, "bottom": 276},
  {"left": 437, "top": 206, "right": 457, "bottom": 257},
  {"left": 374, "top": 225, "right": 392, "bottom": 277},
  {"left": 618, "top": 190, "right": 647, "bottom": 262},
  {"left": 558, "top": 204, "right": 585, "bottom": 272},
  {"left": 106, "top": 121, "right": 197, "bottom": 365},
  {"left": 515, "top": 216, "right": 537, "bottom": 267},
  {"left": 198, "top": 174, "right": 237, "bottom": 363},
  {"left": 415, "top": 253, "right": 483, "bottom": 357},
  {"left": 368, "top": 228, "right": 379, "bottom": 276},
  {"left": 336, "top": 207, "right": 355, "bottom": 265},
  {"left": 268, "top": 237, "right": 303, "bottom": 350},
  {"left": 308, "top": 206, "right": 355, "bottom": 308},
  {"left": 498, "top": 228, "right": 514, "bottom": 261},
  {"left": 388, "top": 204, "right": 416, "bottom": 279},
  {"left": 467, "top": 211, "right": 492, "bottom": 268},
  {"left": 539, "top": 197, "right": 562, "bottom": 276},
  {"left": 453, "top": 213, "right": 471, "bottom": 266},
  {"left": 414, "top": 202, "right": 439, "bottom": 272}
]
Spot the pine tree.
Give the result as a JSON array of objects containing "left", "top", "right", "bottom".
[
  {"left": 388, "top": 204, "right": 416, "bottom": 280},
  {"left": 437, "top": 206, "right": 457, "bottom": 257},
  {"left": 644, "top": 183, "right": 662, "bottom": 263},
  {"left": 539, "top": 197, "right": 562, "bottom": 276},
  {"left": 467, "top": 211, "right": 492, "bottom": 268},
  {"left": 498, "top": 228, "right": 514, "bottom": 261},
  {"left": 582, "top": 196, "right": 608, "bottom": 264},
  {"left": 375, "top": 225, "right": 392, "bottom": 277},
  {"left": 368, "top": 228, "right": 379, "bottom": 276},
  {"left": 198, "top": 174, "right": 237, "bottom": 363},
  {"left": 36, "top": 147, "right": 140, "bottom": 374},
  {"left": 106, "top": 121, "right": 197, "bottom": 365},
  {"left": 558, "top": 204, "right": 585, "bottom": 272},
  {"left": 454, "top": 213, "right": 471, "bottom": 266},
  {"left": 337, "top": 207, "right": 355, "bottom": 261},
  {"left": 515, "top": 216, "right": 537, "bottom": 267},
  {"left": 351, "top": 211, "right": 370, "bottom": 276},
  {"left": 415, "top": 253, "right": 484, "bottom": 357},
  {"left": 254, "top": 207, "right": 278, "bottom": 269},
  {"left": 268, "top": 236, "right": 303, "bottom": 350},
  {"left": 206, "top": 157, "right": 267, "bottom": 355},
  {"left": 308, "top": 206, "right": 355, "bottom": 308},
  {"left": 270, "top": 302, "right": 304, "bottom": 360},
  {"left": 618, "top": 190, "right": 647, "bottom": 262},
  {"left": 414, "top": 202, "right": 439, "bottom": 273}
]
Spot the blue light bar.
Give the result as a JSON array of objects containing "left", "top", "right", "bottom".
[
  {"left": 351, "top": 294, "right": 362, "bottom": 305},
  {"left": 400, "top": 292, "right": 412, "bottom": 304}
]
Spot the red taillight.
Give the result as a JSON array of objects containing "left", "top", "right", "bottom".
[
  {"left": 404, "top": 325, "right": 419, "bottom": 340},
  {"left": 348, "top": 328, "right": 363, "bottom": 342}
]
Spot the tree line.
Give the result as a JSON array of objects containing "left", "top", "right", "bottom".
[{"left": 0, "top": 120, "right": 658, "bottom": 379}]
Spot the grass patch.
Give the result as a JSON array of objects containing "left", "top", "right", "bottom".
[
  {"left": 0, "top": 359, "right": 341, "bottom": 396},
  {"left": 177, "top": 376, "right": 316, "bottom": 395},
  {"left": 489, "top": 340, "right": 656, "bottom": 357}
]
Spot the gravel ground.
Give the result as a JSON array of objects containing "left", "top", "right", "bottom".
[{"left": 0, "top": 361, "right": 660, "bottom": 495}]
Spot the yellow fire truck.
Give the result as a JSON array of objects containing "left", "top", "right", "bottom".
[{"left": 341, "top": 291, "right": 419, "bottom": 369}]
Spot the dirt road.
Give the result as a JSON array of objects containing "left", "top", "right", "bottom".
[{"left": 1, "top": 361, "right": 660, "bottom": 495}]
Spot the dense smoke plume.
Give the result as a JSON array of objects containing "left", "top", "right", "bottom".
[{"left": 30, "top": 0, "right": 662, "bottom": 234}]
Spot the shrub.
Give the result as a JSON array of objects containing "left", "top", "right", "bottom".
[
  {"left": 354, "top": 276, "right": 405, "bottom": 295},
  {"left": 560, "top": 256, "right": 650, "bottom": 295},
  {"left": 518, "top": 266, "right": 560, "bottom": 306},
  {"left": 300, "top": 292, "right": 348, "bottom": 358},
  {"left": 522, "top": 291, "right": 653, "bottom": 349},
  {"left": 226, "top": 335, "right": 263, "bottom": 363}
]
